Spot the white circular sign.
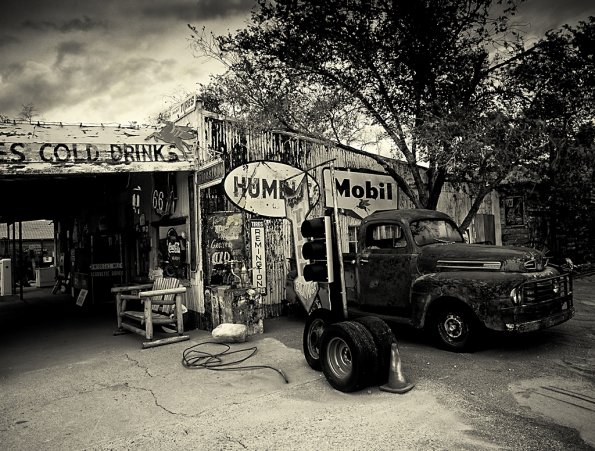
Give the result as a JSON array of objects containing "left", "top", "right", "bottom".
[{"left": 223, "top": 161, "right": 320, "bottom": 218}]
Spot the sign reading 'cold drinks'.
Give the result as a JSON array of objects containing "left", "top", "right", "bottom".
[{"left": 0, "top": 122, "right": 195, "bottom": 175}]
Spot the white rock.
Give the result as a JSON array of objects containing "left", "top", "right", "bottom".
[{"left": 212, "top": 323, "right": 247, "bottom": 343}]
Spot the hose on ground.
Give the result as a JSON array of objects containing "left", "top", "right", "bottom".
[{"left": 181, "top": 341, "right": 288, "bottom": 383}]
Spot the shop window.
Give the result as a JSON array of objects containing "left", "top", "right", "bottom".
[
  {"left": 504, "top": 196, "right": 525, "bottom": 227},
  {"left": 348, "top": 225, "right": 359, "bottom": 254}
]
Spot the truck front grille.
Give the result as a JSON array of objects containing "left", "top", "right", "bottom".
[{"left": 521, "top": 275, "right": 572, "bottom": 304}]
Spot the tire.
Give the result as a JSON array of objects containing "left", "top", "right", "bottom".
[
  {"left": 320, "top": 321, "right": 379, "bottom": 392},
  {"left": 430, "top": 303, "right": 478, "bottom": 352},
  {"left": 303, "top": 309, "right": 335, "bottom": 370},
  {"left": 354, "top": 316, "right": 395, "bottom": 385}
]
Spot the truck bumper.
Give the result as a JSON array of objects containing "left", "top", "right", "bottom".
[{"left": 504, "top": 306, "right": 575, "bottom": 333}]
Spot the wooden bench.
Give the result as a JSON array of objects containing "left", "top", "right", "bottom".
[{"left": 112, "top": 277, "right": 190, "bottom": 349}]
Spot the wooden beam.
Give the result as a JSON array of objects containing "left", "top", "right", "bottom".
[{"left": 142, "top": 335, "right": 190, "bottom": 349}]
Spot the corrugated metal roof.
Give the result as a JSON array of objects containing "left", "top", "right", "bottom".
[{"left": 0, "top": 220, "right": 54, "bottom": 240}]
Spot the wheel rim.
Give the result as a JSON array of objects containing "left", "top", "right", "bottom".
[
  {"left": 326, "top": 336, "right": 353, "bottom": 380},
  {"left": 442, "top": 313, "right": 465, "bottom": 340},
  {"left": 307, "top": 318, "right": 325, "bottom": 359}
]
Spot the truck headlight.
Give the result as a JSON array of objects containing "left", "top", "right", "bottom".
[
  {"left": 510, "top": 287, "right": 523, "bottom": 305},
  {"left": 552, "top": 279, "right": 560, "bottom": 295},
  {"left": 564, "top": 258, "right": 574, "bottom": 270}
]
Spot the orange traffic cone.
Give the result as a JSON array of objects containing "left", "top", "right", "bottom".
[{"left": 380, "top": 342, "right": 414, "bottom": 394}]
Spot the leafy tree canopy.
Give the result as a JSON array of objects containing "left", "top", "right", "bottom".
[
  {"left": 189, "top": 1, "right": 592, "bottom": 230},
  {"left": 506, "top": 17, "right": 595, "bottom": 220}
]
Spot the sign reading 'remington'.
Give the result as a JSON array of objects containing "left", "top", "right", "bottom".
[
  {"left": 250, "top": 220, "right": 267, "bottom": 295},
  {"left": 0, "top": 122, "right": 195, "bottom": 175}
]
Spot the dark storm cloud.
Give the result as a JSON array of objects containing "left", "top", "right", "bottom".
[
  {"left": 517, "top": 0, "right": 594, "bottom": 34},
  {"left": 0, "top": 34, "right": 20, "bottom": 47},
  {"left": 1, "top": 49, "right": 179, "bottom": 118},
  {"left": 0, "top": 62, "right": 26, "bottom": 81},
  {"left": 0, "top": 62, "right": 53, "bottom": 112},
  {"left": 21, "top": 16, "right": 108, "bottom": 33},
  {"left": 0, "top": 0, "right": 254, "bottom": 121},
  {"left": 141, "top": 0, "right": 255, "bottom": 21},
  {"left": 54, "top": 41, "right": 87, "bottom": 66}
]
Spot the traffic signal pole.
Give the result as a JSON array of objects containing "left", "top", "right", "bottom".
[
  {"left": 328, "top": 161, "right": 348, "bottom": 320},
  {"left": 292, "top": 158, "right": 348, "bottom": 320}
]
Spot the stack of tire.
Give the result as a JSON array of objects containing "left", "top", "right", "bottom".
[{"left": 303, "top": 309, "right": 396, "bottom": 392}]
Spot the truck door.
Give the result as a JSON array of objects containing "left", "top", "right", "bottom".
[{"left": 356, "top": 222, "right": 412, "bottom": 316}]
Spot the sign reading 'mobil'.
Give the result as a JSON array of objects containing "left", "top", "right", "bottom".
[
  {"left": 223, "top": 161, "right": 320, "bottom": 218},
  {"left": 323, "top": 168, "right": 399, "bottom": 218}
]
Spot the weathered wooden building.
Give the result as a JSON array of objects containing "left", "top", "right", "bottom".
[
  {"left": 175, "top": 96, "right": 502, "bottom": 327},
  {"left": 498, "top": 185, "right": 595, "bottom": 265},
  {"left": 0, "top": 95, "right": 502, "bottom": 330},
  {"left": 0, "top": 119, "right": 197, "bottom": 305}
]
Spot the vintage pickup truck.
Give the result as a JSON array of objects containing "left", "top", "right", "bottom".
[{"left": 300, "top": 208, "right": 574, "bottom": 367}]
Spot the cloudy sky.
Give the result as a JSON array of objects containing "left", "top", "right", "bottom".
[{"left": 0, "top": 0, "right": 593, "bottom": 125}]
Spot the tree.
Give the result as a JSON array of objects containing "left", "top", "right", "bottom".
[
  {"left": 190, "top": 0, "right": 550, "bottom": 229},
  {"left": 504, "top": 17, "right": 595, "bottom": 259},
  {"left": 508, "top": 17, "right": 594, "bottom": 184},
  {"left": 189, "top": 26, "right": 386, "bottom": 154},
  {"left": 18, "top": 103, "right": 37, "bottom": 123}
]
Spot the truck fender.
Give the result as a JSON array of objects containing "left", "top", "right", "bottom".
[
  {"left": 411, "top": 272, "right": 520, "bottom": 330},
  {"left": 410, "top": 273, "right": 474, "bottom": 329}
]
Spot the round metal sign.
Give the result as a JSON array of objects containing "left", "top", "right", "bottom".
[{"left": 223, "top": 161, "right": 320, "bottom": 218}]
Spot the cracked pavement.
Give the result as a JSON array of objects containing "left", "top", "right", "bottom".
[{"left": 1, "top": 277, "right": 594, "bottom": 450}]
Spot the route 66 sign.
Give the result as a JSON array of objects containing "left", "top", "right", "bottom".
[{"left": 152, "top": 173, "right": 176, "bottom": 216}]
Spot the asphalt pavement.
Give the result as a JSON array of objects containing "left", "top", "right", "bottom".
[{"left": 1, "top": 277, "right": 594, "bottom": 450}]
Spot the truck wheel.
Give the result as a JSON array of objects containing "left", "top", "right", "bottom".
[
  {"left": 353, "top": 316, "right": 395, "bottom": 385},
  {"left": 320, "top": 321, "right": 379, "bottom": 392},
  {"left": 303, "top": 309, "right": 335, "bottom": 370},
  {"left": 431, "top": 304, "right": 477, "bottom": 352}
]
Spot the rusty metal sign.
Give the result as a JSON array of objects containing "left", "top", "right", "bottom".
[
  {"left": 223, "top": 161, "right": 320, "bottom": 218},
  {"left": 0, "top": 122, "right": 195, "bottom": 175},
  {"left": 323, "top": 168, "right": 398, "bottom": 218},
  {"left": 250, "top": 219, "right": 267, "bottom": 295}
]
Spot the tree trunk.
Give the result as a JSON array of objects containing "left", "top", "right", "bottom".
[
  {"left": 459, "top": 186, "right": 492, "bottom": 233},
  {"left": 425, "top": 167, "right": 446, "bottom": 210}
]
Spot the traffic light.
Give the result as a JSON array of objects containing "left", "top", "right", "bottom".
[{"left": 301, "top": 216, "right": 335, "bottom": 283}]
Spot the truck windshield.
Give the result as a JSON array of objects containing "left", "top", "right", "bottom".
[{"left": 410, "top": 219, "right": 464, "bottom": 246}]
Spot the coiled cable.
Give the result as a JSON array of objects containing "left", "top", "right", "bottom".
[{"left": 181, "top": 341, "right": 288, "bottom": 383}]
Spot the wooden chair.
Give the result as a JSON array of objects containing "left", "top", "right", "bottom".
[{"left": 112, "top": 277, "right": 190, "bottom": 349}]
